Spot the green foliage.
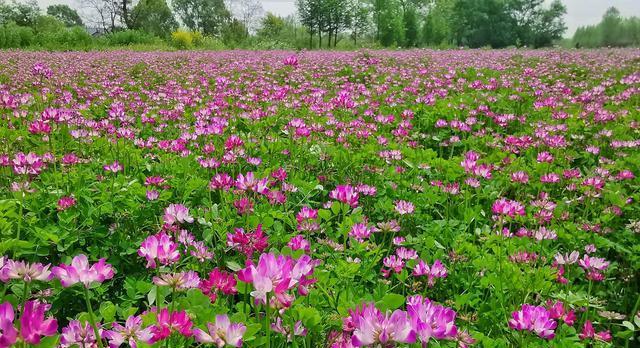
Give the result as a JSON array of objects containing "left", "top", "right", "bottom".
[
  {"left": 171, "top": 29, "right": 194, "bottom": 49},
  {"left": 573, "top": 7, "right": 640, "bottom": 48},
  {"left": 46, "top": 4, "right": 83, "bottom": 27},
  {"left": 130, "top": 0, "right": 178, "bottom": 38},
  {"left": 172, "top": 0, "right": 230, "bottom": 36},
  {"left": 107, "top": 30, "right": 159, "bottom": 46}
]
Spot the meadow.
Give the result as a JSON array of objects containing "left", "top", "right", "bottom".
[{"left": 0, "top": 49, "right": 639, "bottom": 347}]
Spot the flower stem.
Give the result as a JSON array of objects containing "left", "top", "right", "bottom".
[
  {"left": 83, "top": 287, "right": 104, "bottom": 348},
  {"left": 265, "top": 295, "right": 271, "bottom": 348}
]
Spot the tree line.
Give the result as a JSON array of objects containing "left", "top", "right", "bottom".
[
  {"left": 572, "top": 7, "right": 640, "bottom": 48},
  {"left": 0, "top": 0, "right": 637, "bottom": 50}
]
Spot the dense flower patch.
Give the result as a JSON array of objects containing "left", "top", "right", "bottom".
[{"left": 0, "top": 49, "right": 639, "bottom": 347}]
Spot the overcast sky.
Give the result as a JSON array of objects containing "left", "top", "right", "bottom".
[{"left": 32, "top": 0, "right": 640, "bottom": 37}]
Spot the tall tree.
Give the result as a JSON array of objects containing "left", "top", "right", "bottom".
[
  {"left": 47, "top": 4, "right": 83, "bottom": 27},
  {"left": 229, "top": 0, "right": 263, "bottom": 34},
  {"left": 129, "top": 0, "right": 177, "bottom": 37},
  {"left": 403, "top": 5, "right": 418, "bottom": 47},
  {"left": 172, "top": 0, "right": 231, "bottom": 36},
  {"left": 80, "top": 0, "right": 120, "bottom": 33}
]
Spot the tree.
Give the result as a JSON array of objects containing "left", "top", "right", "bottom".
[
  {"left": 172, "top": 0, "right": 230, "bottom": 36},
  {"left": 403, "top": 5, "right": 418, "bottom": 47},
  {"left": 257, "top": 12, "right": 285, "bottom": 38},
  {"left": 599, "top": 7, "right": 623, "bottom": 46},
  {"left": 349, "top": 0, "right": 370, "bottom": 45},
  {"left": 129, "top": 0, "right": 177, "bottom": 37},
  {"left": 46, "top": 4, "right": 83, "bottom": 27},
  {"left": 229, "top": 0, "right": 263, "bottom": 34},
  {"left": 222, "top": 18, "right": 248, "bottom": 45},
  {"left": 507, "top": 0, "right": 566, "bottom": 47},
  {"left": 0, "top": 0, "right": 40, "bottom": 27},
  {"left": 79, "top": 0, "right": 121, "bottom": 33}
]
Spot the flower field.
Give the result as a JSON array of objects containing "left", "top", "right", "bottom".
[{"left": 0, "top": 49, "right": 639, "bottom": 347}]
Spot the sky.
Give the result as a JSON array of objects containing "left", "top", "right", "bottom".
[{"left": 31, "top": 0, "right": 640, "bottom": 37}]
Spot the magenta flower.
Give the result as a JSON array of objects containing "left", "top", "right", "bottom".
[
  {"left": 200, "top": 268, "right": 238, "bottom": 303},
  {"left": 52, "top": 254, "right": 114, "bottom": 288},
  {"left": 0, "top": 260, "right": 52, "bottom": 283},
  {"left": 103, "top": 315, "right": 153, "bottom": 348},
  {"left": 578, "top": 255, "right": 609, "bottom": 281},
  {"left": 149, "top": 308, "right": 193, "bottom": 343},
  {"left": 60, "top": 320, "right": 98, "bottom": 348},
  {"left": 227, "top": 225, "right": 269, "bottom": 257},
  {"left": 579, "top": 320, "right": 612, "bottom": 342},
  {"left": 235, "top": 172, "right": 269, "bottom": 194},
  {"left": 283, "top": 54, "right": 299, "bottom": 67},
  {"left": 163, "top": 203, "right": 194, "bottom": 225},
  {"left": 406, "top": 295, "right": 458, "bottom": 344},
  {"left": 146, "top": 190, "right": 159, "bottom": 201},
  {"left": 0, "top": 302, "right": 17, "bottom": 347},
  {"left": 57, "top": 196, "right": 77, "bottom": 211},
  {"left": 19, "top": 300, "right": 58, "bottom": 345},
  {"left": 349, "top": 303, "right": 415, "bottom": 346},
  {"left": 330, "top": 185, "right": 360, "bottom": 208},
  {"left": 12, "top": 152, "right": 45, "bottom": 176},
  {"left": 492, "top": 198, "right": 526, "bottom": 219},
  {"left": 193, "top": 314, "right": 246, "bottom": 347},
  {"left": 138, "top": 232, "right": 180, "bottom": 268},
  {"left": 508, "top": 304, "right": 557, "bottom": 339}
]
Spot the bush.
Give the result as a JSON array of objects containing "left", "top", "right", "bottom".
[
  {"left": 171, "top": 29, "right": 193, "bottom": 49},
  {"left": 107, "top": 30, "right": 159, "bottom": 46},
  {"left": 197, "top": 36, "right": 225, "bottom": 50},
  {"left": 0, "top": 22, "right": 34, "bottom": 48}
]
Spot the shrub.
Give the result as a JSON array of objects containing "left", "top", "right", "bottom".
[
  {"left": 171, "top": 29, "right": 193, "bottom": 49},
  {"left": 107, "top": 30, "right": 159, "bottom": 46}
]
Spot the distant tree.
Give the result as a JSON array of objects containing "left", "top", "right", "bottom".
[
  {"left": 421, "top": 0, "right": 455, "bottom": 46},
  {"left": 257, "top": 12, "right": 285, "bottom": 38},
  {"left": 222, "top": 18, "right": 248, "bottom": 45},
  {"left": 129, "top": 0, "right": 177, "bottom": 37},
  {"left": 229, "top": 0, "right": 263, "bottom": 34},
  {"left": 80, "top": 0, "right": 120, "bottom": 33},
  {"left": 46, "top": 4, "right": 83, "bottom": 27},
  {"left": 403, "top": 6, "right": 418, "bottom": 47},
  {"left": 172, "top": 0, "right": 230, "bottom": 36},
  {"left": 599, "top": 7, "right": 623, "bottom": 46},
  {"left": 507, "top": 0, "right": 566, "bottom": 47},
  {"left": 0, "top": 0, "right": 40, "bottom": 27},
  {"left": 349, "top": 0, "right": 370, "bottom": 45}
]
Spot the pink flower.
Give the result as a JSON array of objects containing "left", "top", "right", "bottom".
[
  {"left": 545, "top": 301, "right": 576, "bottom": 326},
  {"left": 406, "top": 295, "right": 457, "bottom": 344},
  {"left": 237, "top": 253, "right": 319, "bottom": 307},
  {"left": 578, "top": 255, "right": 609, "bottom": 281},
  {"left": 19, "top": 301, "right": 58, "bottom": 345},
  {"left": 413, "top": 259, "right": 447, "bottom": 287},
  {"left": 146, "top": 190, "right": 159, "bottom": 201},
  {"left": 193, "top": 314, "right": 246, "bottom": 347},
  {"left": 271, "top": 317, "right": 307, "bottom": 342},
  {"left": 508, "top": 304, "right": 557, "bottom": 339},
  {"left": 103, "top": 315, "right": 153, "bottom": 348},
  {"left": 138, "top": 232, "right": 180, "bottom": 268},
  {"left": 0, "top": 260, "right": 52, "bottom": 283},
  {"left": 0, "top": 302, "right": 17, "bottom": 347},
  {"left": 149, "top": 308, "right": 193, "bottom": 342},
  {"left": 152, "top": 271, "right": 200, "bottom": 291},
  {"left": 349, "top": 303, "right": 415, "bottom": 346},
  {"left": 163, "top": 204, "right": 194, "bottom": 225},
  {"left": 283, "top": 55, "right": 299, "bottom": 67},
  {"left": 12, "top": 152, "right": 45, "bottom": 176},
  {"left": 394, "top": 200, "right": 415, "bottom": 215},
  {"left": 579, "top": 320, "right": 611, "bottom": 342},
  {"left": 554, "top": 251, "right": 579, "bottom": 265},
  {"left": 57, "top": 196, "right": 77, "bottom": 211},
  {"left": 288, "top": 235, "right": 311, "bottom": 253},
  {"left": 330, "top": 185, "right": 360, "bottom": 208},
  {"left": 492, "top": 198, "right": 526, "bottom": 218},
  {"left": 60, "top": 320, "right": 98, "bottom": 348},
  {"left": 200, "top": 268, "right": 238, "bottom": 303},
  {"left": 235, "top": 172, "right": 269, "bottom": 195},
  {"left": 103, "top": 161, "right": 123, "bottom": 173},
  {"left": 349, "top": 223, "right": 372, "bottom": 242},
  {"left": 209, "top": 173, "right": 234, "bottom": 191},
  {"left": 52, "top": 254, "right": 114, "bottom": 288}
]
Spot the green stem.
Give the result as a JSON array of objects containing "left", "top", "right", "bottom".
[
  {"left": 22, "top": 282, "right": 30, "bottom": 302},
  {"left": 14, "top": 192, "right": 24, "bottom": 258},
  {"left": 265, "top": 295, "right": 271, "bottom": 348},
  {"left": 83, "top": 287, "right": 104, "bottom": 348}
]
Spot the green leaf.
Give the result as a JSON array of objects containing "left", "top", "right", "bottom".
[
  {"left": 99, "top": 301, "right": 117, "bottom": 322},
  {"left": 376, "top": 293, "right": 405, "bottom": 311},
  {"left": 622, "top": 320, "right": 635, "bottom": 331}
]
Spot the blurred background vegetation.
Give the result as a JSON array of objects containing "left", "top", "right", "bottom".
[{"left": 0, "top": 0, "right": 638, "bottom": 50}]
